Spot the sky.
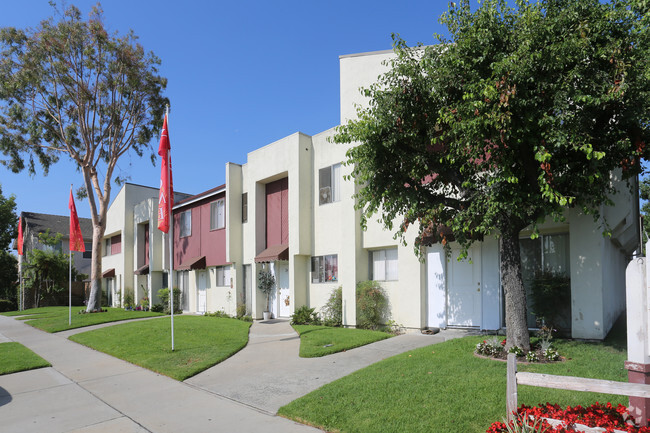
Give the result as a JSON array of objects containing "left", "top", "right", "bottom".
[{"left": 0, "top": 0, "right": 455, "bottom": 219}]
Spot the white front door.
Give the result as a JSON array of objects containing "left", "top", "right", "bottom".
[
  {"left": 447, "top": 245, "right": 482, "bottom": 327},
  {"left": 426, "top": 246, "right": 447, "bottom": 329},
  {"left": 197, "top": 271, "right": 207, "bottom": 314},
  {"left": 278, "top": 263, "right": 290, "bottom": 317}
]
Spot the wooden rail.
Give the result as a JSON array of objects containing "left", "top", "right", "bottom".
[{"left": 507, "top": 353, "right": 650, "bottom": 424}]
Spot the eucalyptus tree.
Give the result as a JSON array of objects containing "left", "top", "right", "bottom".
[
  {"left": 0, "top": 4, "right": 168, "bottom": 311},
  {"left": 334, "top": 0, "right": 650, "bottom": 350}
]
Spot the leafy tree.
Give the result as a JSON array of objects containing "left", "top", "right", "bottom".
[
  {"left": 640, "top": 175, "right": 650, "bottom": 247},
  {"left": 23, "top": 230, "right": 69, "bottom": 308},
  {"left": 333, "top": 0, "right": 650, "bottom": 350},
  {"left": 0, "top": 4, "right": 168, "bottom": 311},
  {"left": 0, "top": 184, "right": 18, "bottom": 305}
]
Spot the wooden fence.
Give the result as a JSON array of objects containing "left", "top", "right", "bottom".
[{"left": 507, "top": 353, "right": 650, "bottom": 429}]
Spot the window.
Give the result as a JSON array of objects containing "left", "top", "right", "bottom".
[
  {"left": 319, "top": 163, "right": 341, "bottom": 205},
  {"left": 42, "top": 240, "right": 62, "bottom": 254},
  {"left": 311, "top": 254, "right": 338, "bottom": 283},
  {"left": 103, "top": 235, "right": 121, "bottom": 256},
  {"left": 519, "top": 232, "right": 570, "bottom": 328},
  {"left": 83, "top": 242, "right": 92, "bottom": 259},
  {"left": 215, "top": 266, "right": 231, "bottom": 287},
  {"left": 242, "top": 193, "right": 248, "bottom": 223},
  {"left": 372, "top": 248, "right": 398, "bottom": 281},
  {"left": 210, "top": 199, "right": 225, "bottom": 230},
  {"left": 180, "top": 210, "right": 191, "bottom": 237}
]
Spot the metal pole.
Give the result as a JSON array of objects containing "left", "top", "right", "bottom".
[
  {"left": 19, "top": 257, "right": 23, "bottom": 311},
  {"left": 167, "top": 108, "right": 174, "bottom": 351},
  {"left": 69, "top": 185, "right": 72, "bottom": 326}
]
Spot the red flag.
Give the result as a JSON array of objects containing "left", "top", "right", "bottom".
[
  {"left": 158, "top": 114, "right": 173, "bottom": 233},
  {"left": 69, "top": 190, "right": 85, "bottom": 252},
  {"left": 17, "top": 215, "right": 23, "bottom": 256}
]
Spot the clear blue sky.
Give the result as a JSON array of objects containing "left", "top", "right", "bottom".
[{"left": 0, "top": 0, "right": 453, "bottom": 219}]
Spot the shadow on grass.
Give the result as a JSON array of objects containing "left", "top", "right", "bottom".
[{"left": 601, "top": 312, "right": 627, "bottom": 352}]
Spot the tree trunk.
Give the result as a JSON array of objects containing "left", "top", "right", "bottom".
[
  {"left": 85, "top": 224, "right": 104, "bottom": 311},
  {"left": 500, "top": 227, "right": 530, "bottom": 352}
]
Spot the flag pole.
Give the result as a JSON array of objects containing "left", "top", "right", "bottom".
[
  {"left": 167, "top": 106, "right": 174, "bottom": 351},
  {"left": 19, "top": 256, "right": 23, "bottom": 311},
  {"left": 69, "top": 185, "right": 73, "bottom": 326}
]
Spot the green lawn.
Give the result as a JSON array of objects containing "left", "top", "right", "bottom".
[
  {"left": 70, "top": 315, "right": 251, "bottom": 380},
  {"left": 279, "top": 331, "right": 628, "bottom": 433},
  {"left": 0, "top": 342, "right": 51, "bottom": 375},
  {"left": 293, "top": 325, "right": 392, "bottom": 357},
  {"left": 2, "top": 306, "right": 164, "bottom": 333}
]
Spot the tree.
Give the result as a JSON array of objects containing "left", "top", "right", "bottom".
[
  {"left": 0, "top": 184, "right": 18, "bottom": 305},
  {"left": 640, "top": 175, "right": 650, "bottom": 248},
  {"left": 0, "top": 4, "right": 168, "bottom": 311},
  {"left": 333, "top": 0, "right": 650, "bottom": 351}
]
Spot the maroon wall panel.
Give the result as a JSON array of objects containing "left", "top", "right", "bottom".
[
  {"left": 174, "top": 192, "right": 227, "bottom": 269},
  {"left": 266, "top": 178, "right": 288, "bottom": 248}
]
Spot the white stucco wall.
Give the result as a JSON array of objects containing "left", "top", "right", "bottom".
[{"left": 339, "top": 50, "right": 395, "bottom": 125}]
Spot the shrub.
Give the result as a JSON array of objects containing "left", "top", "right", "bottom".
[
  {"left": 240, "top": 315, "right": 253, "bottom": 322},
  {"left": 0, "top": 299, "right": 16, "bottom": 312},
  {"left": 476, "top": 337, "right": 504, "bottom": 357},
  {"left": 356, "top": 280, "right": 389, "bottom": 330},
  {"left": 291, "top": 305, "right": 321, "bottom": 325},
  {"left": 207, "top": 310, "right": 231, "bottom": 318},
  {"left": 525, "top": 351, "right": 539, "bottom": 363},
  {"left": 157, "top": 287, "right": 181, "bottom": 314},
  {"left": 151, "top": 303, "right": 164, "bottom": 313},
  {"left": 236, "top": 304, "right": 246, "bottom": 319},
  {"left": 123, "top": 288, "right": 134, "bottom": 309},
  {"left": 322, "top": 286, "right": 342, "bottom": 327},
  {"left": 257, "top": 269, "right": 275, "bottom": 312}
]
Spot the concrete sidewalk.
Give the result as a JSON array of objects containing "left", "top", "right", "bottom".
[
  {"left": 186, "top": 319, "right": 469, "bottom": 414},
  {"left": 0, "top": 315, "right": 320, "bottom": 433}
]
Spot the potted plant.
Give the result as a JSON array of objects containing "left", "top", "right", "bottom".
[{"left": 258, "top": 269, "right": 275, "bottom": 320}]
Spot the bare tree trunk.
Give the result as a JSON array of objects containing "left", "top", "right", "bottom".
[
  {"left": 500, "top": 226, "right": 530, "bottom": 352},
  {"left": 86, "top": 224, "right": 104, "bottom": 311}
]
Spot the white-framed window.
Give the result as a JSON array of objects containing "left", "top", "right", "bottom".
[
  {"left": 311, "top": 254, "right": 338, "bottom": 283},
  {"left": 372, "top": 248, "right": 398, "bottom": 281},
  {"left": 519, "top": 232, "right": 571, "bottom": 328},
  {"left": 319, "top": 163, "right": 341, "bottom": 205},
  {"left": 210, "top": 199, "right": 225, "bottom": 230},
  {"left": 520, "top": 233, "right": 570, "bottom": 280},
  {"left": 103, "top": 235, "right": 121, "bottom": 256},
  {"left": 215, "top": 266, "right": 231, "bottom": 287},
  {"left": 180, "top": 210, "right": 191, "bottom": 237}
]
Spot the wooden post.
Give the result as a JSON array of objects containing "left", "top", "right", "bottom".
[
  {"left": 626, "top": 250, "right": 650, "bottom": 426},
  {"left": 507, "top": 353, "right": 518, "bottom": 423}
]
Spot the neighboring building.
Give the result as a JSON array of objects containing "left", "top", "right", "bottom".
[
  {"left": 18, "top": 211, "right": 93, "bottom": 276},
  {"left": 101, "top": 183, "right": 190, "bottom": 308},
  {"left": 16, "top": 211, "right": 93, "bottom": 308},
  {"left": 172, "top": 185, "right": 232, "bottom": 314}
]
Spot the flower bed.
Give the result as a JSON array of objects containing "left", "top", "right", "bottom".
[
  {"left": 487, "top": 403, "right": 650, "bottom": 433},
  {"left": 475, "top": 336, "right": 561, "bottom": 363}
]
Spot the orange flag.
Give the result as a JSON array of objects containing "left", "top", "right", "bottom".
[
  {"left": 17, "top": 215, "right": 23, "bottom": 256},
  {"left": 69, "top": 190, "right": 85, "bottom": 252},
  {"left": 158, "top": 114, "right": 173, "bottom": 233}
]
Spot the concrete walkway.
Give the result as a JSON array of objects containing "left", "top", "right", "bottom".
[
  {"left": 0, "top": 315, "right": 320, "bottom": 433},
  {"left": 186, "top": 319, "right": 469, "bottom": 414},
  {"left": 0, "top": 315, "right": 468, "bottom": 432}
]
